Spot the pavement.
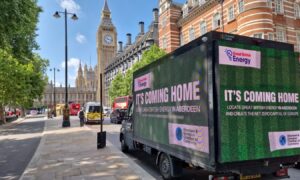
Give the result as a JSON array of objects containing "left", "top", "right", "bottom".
[{"left": 20, "top": 117, "right": 155, "bottom": 180}]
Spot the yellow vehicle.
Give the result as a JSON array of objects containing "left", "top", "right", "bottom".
[{"left": 84, "top": 102, "right": 104, "bottom": 123}]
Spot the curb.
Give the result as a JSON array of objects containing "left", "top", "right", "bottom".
[
  {"left": 85, "top": 125, "right": 155, "bottom": 180},
  {"left": 0, "top": 117, "right": 26, "bottom": 129},
  {"left": 19, "top": 118, "right": 49, "bottom": 180}
]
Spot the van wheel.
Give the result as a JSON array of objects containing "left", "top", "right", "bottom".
[
  {"left": 159, "top": 153, "right": 172, "bottom": 179},
  {"left": 121, "top": 138, "right": 128, "bottom": 153}
]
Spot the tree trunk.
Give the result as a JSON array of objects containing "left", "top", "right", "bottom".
[
  {"left": 21, "top": 107, "right": 25, "bottom": 117},
  {"left": 0, "top": 106, "right": 6, "bottom": 124}
]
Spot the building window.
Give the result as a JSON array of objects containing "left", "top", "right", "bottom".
[
  {"left": 267, "top": 0, "right": 272, "bottom": 8},
  {"left": 228, "top": 5, "right": 235, "bottom": 21},
  {"left": 183, "top": 4, "right": 189, "bottom": 17},
  {"left": 192, "top": 0, "right": 198, "bottom": 6},
  {"left": 189, "top": 27, "right": 195, "bottom": 41},
  {"left": 162, "top": 36, "right": 167, "bottom": 49},
  {"left": 199, "top": 0, "right": 206, "bottom": 6},
  {"left": 296, "top": 32, "right": 300, "bottom": 52},
  {"left": 212, "top": 13, "right": 220, "bottom": 29},
  {"left": 161, "top": 16, "right": 167, "bottom": 28},
  {"left": 200, "top": 21, "right": 207, "bottom": 36},
  {"left": 275, "top": 0, "right": 283, "bottom": 14},
  {"left": 253, "top": 33, "right": 264, "bottom": 39},
  {"left": 238, "top": 0, "right": 244, "bottom": 13},
  {"left": 268, "top": 33, "right": 274, "bottom": 40},
  {"left": 295, "top": 3, "right": 300, "bottom": 19},
  {"left": 180, "top": 32, "right": 184, "bottom": 46},
  {"left": 276, "top": 28, "right": 286, "bottom": 42}
]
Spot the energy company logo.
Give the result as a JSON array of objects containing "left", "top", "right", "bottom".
[
  {"left": 219, "top": 46, "right": 261, "bottom": 69},
  {"left": 134, "top": 73, "right": 152, "bottom": 92}
]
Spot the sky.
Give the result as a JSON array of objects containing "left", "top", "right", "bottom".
[{"left": 36, "top": 0, "right": 186, "bottom": 87}]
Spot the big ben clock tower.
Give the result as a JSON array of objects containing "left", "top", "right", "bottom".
[{"left": 96, "top": 0, "right": 117, "bottom": 105}]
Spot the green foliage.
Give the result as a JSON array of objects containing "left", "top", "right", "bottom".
[
  {"left": 0, "top": 0, "right": 41, "bottom": 60},
  {"left": 0, "top": 1, "right": 48, "bottom": 121},
  {"left": 108, "top": 72, "right": 127, "bottom": 104},
  {"left": 109, "top": 45, "right": 166, "bottom": 103}
]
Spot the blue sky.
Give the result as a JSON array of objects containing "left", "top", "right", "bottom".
[{"left": 37, "top": 0, "right": 185, "bottom": 87}]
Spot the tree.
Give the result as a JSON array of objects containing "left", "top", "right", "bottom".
[
  {"left": 0, "top": 0, "right": 41, "bottom": 60},
  {"left": 0, "top": 1, "right": 48, "bottom": 123},
  {"left": 108, "top": 72, "right": 127, "bottom": 104},
  {"left": 109, "top": 45, "right": 166, "bottom": 103}
]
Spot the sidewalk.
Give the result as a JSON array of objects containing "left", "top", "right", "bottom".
[{"left": 20, "top": 117, "right": 154, "bottom": 180}]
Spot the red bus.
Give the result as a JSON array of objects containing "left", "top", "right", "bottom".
[
  {"left": 69, "top": 103, "right": 80, "bottom": 116},
  {"left": 112, "top": 96, "right": 132, "bottom": 110}
]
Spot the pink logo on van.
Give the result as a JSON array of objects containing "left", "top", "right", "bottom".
[
  {"left": 219, "top": 46, "right": 261, "bottom": 69},
  {"left": 134, "top": 73, "right": 152, "bottom": 92}
]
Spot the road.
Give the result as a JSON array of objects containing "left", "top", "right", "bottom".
[
  {"left": 87, "top": 117, "right": 300, "bottom": 180},
  {"left": 0, "top": 117, "right": 45, "bottom": 180}
]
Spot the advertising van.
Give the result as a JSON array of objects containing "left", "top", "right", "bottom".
[{"left": 120, "top": 31, "right": 300, "bottom": 179}]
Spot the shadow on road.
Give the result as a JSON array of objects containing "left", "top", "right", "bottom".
[{"left": 0, "top": 120, "right": 44, "bottom": 180}]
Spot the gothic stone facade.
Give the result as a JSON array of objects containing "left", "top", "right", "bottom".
[{"left": 41, "top": 63, "right": 97, "bottom": 107}]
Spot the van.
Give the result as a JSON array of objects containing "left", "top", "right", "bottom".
[{"left": 84, "top": 102, "right": 103, "bottom": 123}]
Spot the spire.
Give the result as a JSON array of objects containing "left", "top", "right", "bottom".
[
  {"left": 101, "top": 0, "right": 111, "bottom": 19},
  {"left": 78, "top": 62, "right": 83, "bottom": 74},
  {"left": 103, "top": 0, "right": 110, "bottom": 12}
]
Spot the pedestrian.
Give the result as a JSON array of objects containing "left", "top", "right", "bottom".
[{"left": 79, "top": 108, "right": 85, "bottom": 127}]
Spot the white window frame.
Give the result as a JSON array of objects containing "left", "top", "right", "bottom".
[
  {"left": 180, "top": 32, "right": 184, "bottom": 46},
  {"left": 199, "top": 0, "right": 206, "bottom": 6},
  {"left": 189, "top": 27, "right": 195, "bottom": 41},
  {"left": 161, "top": 16, "right": 167, "bottom": 28},
  {"left": 268, "top": 33, "right": 274, "bottom": 41},
  {"left": 200, "top": 21, "right": 207, "bottom": 36},
  {"left": 276, "top": 28, "right": 286, "bottom": 42},
  {"left": 183, "top": 4, "right": 189, "bottom": 17},
  {"left": 274, "top": 0, "right": 284, "bottom": 14},
  {"left": 296, "top": 32, "right": 300, "bottom": 52},
  {"left": 253, "top": 33, "right": 264, "bottom": 39},
  {"left": 238, "top": 0, "right": 244, "bottom": 13},
  {"left": 267, "top": 0, "right": 272, "bottom": 8},
  {"left": 228, "top": 5, "right": 235, "bottom": 22},
  {"left": 295, "top": 3, "right": 300, "bottom": 19},
  {"left": 212, "top": 13, "right": 221, "bottom": 30},
  {"left": 162, "top": 36, "right": 167, "bottom": 49}
]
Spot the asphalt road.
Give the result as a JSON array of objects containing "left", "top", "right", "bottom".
[
  {"left": 0, "top": 117, "right": 45, "bottom": 180},
  {"left": 86, "top": 117, "right": 300, "bottom": 180}
]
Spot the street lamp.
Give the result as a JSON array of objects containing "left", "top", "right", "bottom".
[
  {"left": 50, "top": 68, "right": 60, "bottom": 117},
  {"left": 53, "top": 9, "right": 78, "bottom": 127}
]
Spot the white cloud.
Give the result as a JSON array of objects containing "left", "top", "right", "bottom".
[
  {"left": 76, "top": 33, "right": 87, "bottom": 44},
  {"left": 61, "top": 58, "right": 80, "bottom": 71},
  {"left": 59, "top": 0, "right": 80, "bottom": 13}
]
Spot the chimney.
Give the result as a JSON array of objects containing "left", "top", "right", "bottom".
[
  {"left": 153, "top": 8, "right": 159, "bottom": 23},
  {"left": 118, "top": 41, "right": 123, "bottom": 52},
  {"left": 139, "top": 21, "right": 144, "bottom": 35},
  {"left": 126, "top": 33, "right": 132, "bottom": 45}
]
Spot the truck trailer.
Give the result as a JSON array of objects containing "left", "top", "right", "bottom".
[{"left": 120, "top": 31, "right": 300, "bottom": 179}]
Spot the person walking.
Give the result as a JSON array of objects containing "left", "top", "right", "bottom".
[{"left": 79, "top": 108, "right": 85, "bottom": 127}]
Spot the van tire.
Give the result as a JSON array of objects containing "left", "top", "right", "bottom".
[
  {"left": 159, "top": 153, "right": 172, "bottom": 179},
  {"left": 121, "top": 138, "right": 128, "bottom": 153}
]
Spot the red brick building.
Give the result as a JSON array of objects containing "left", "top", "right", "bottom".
[{"left": 159, "top": 0, "right": 300, "bottom": 53}]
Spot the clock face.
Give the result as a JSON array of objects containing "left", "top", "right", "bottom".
[{"left": 104, "top": 34, "right": 113, "bottom": 45}]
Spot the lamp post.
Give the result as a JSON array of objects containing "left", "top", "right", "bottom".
[
  {"left": 53, "top": 9, "right": 78, "bottom": 127},
  {"left": 50, "top": 68, "right": 60, "bottom": 117}
]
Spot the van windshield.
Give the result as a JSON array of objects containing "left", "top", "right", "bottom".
[{"left": 88, "top": 106, "right": 100, "bottom": 113}]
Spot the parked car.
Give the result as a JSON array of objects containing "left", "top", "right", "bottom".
[
  {"left": 103, "top": 106, "right": 111, "bottom": 117},
  {"left": 110, "top": 109, "right": 126, "bottom": 124}
]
